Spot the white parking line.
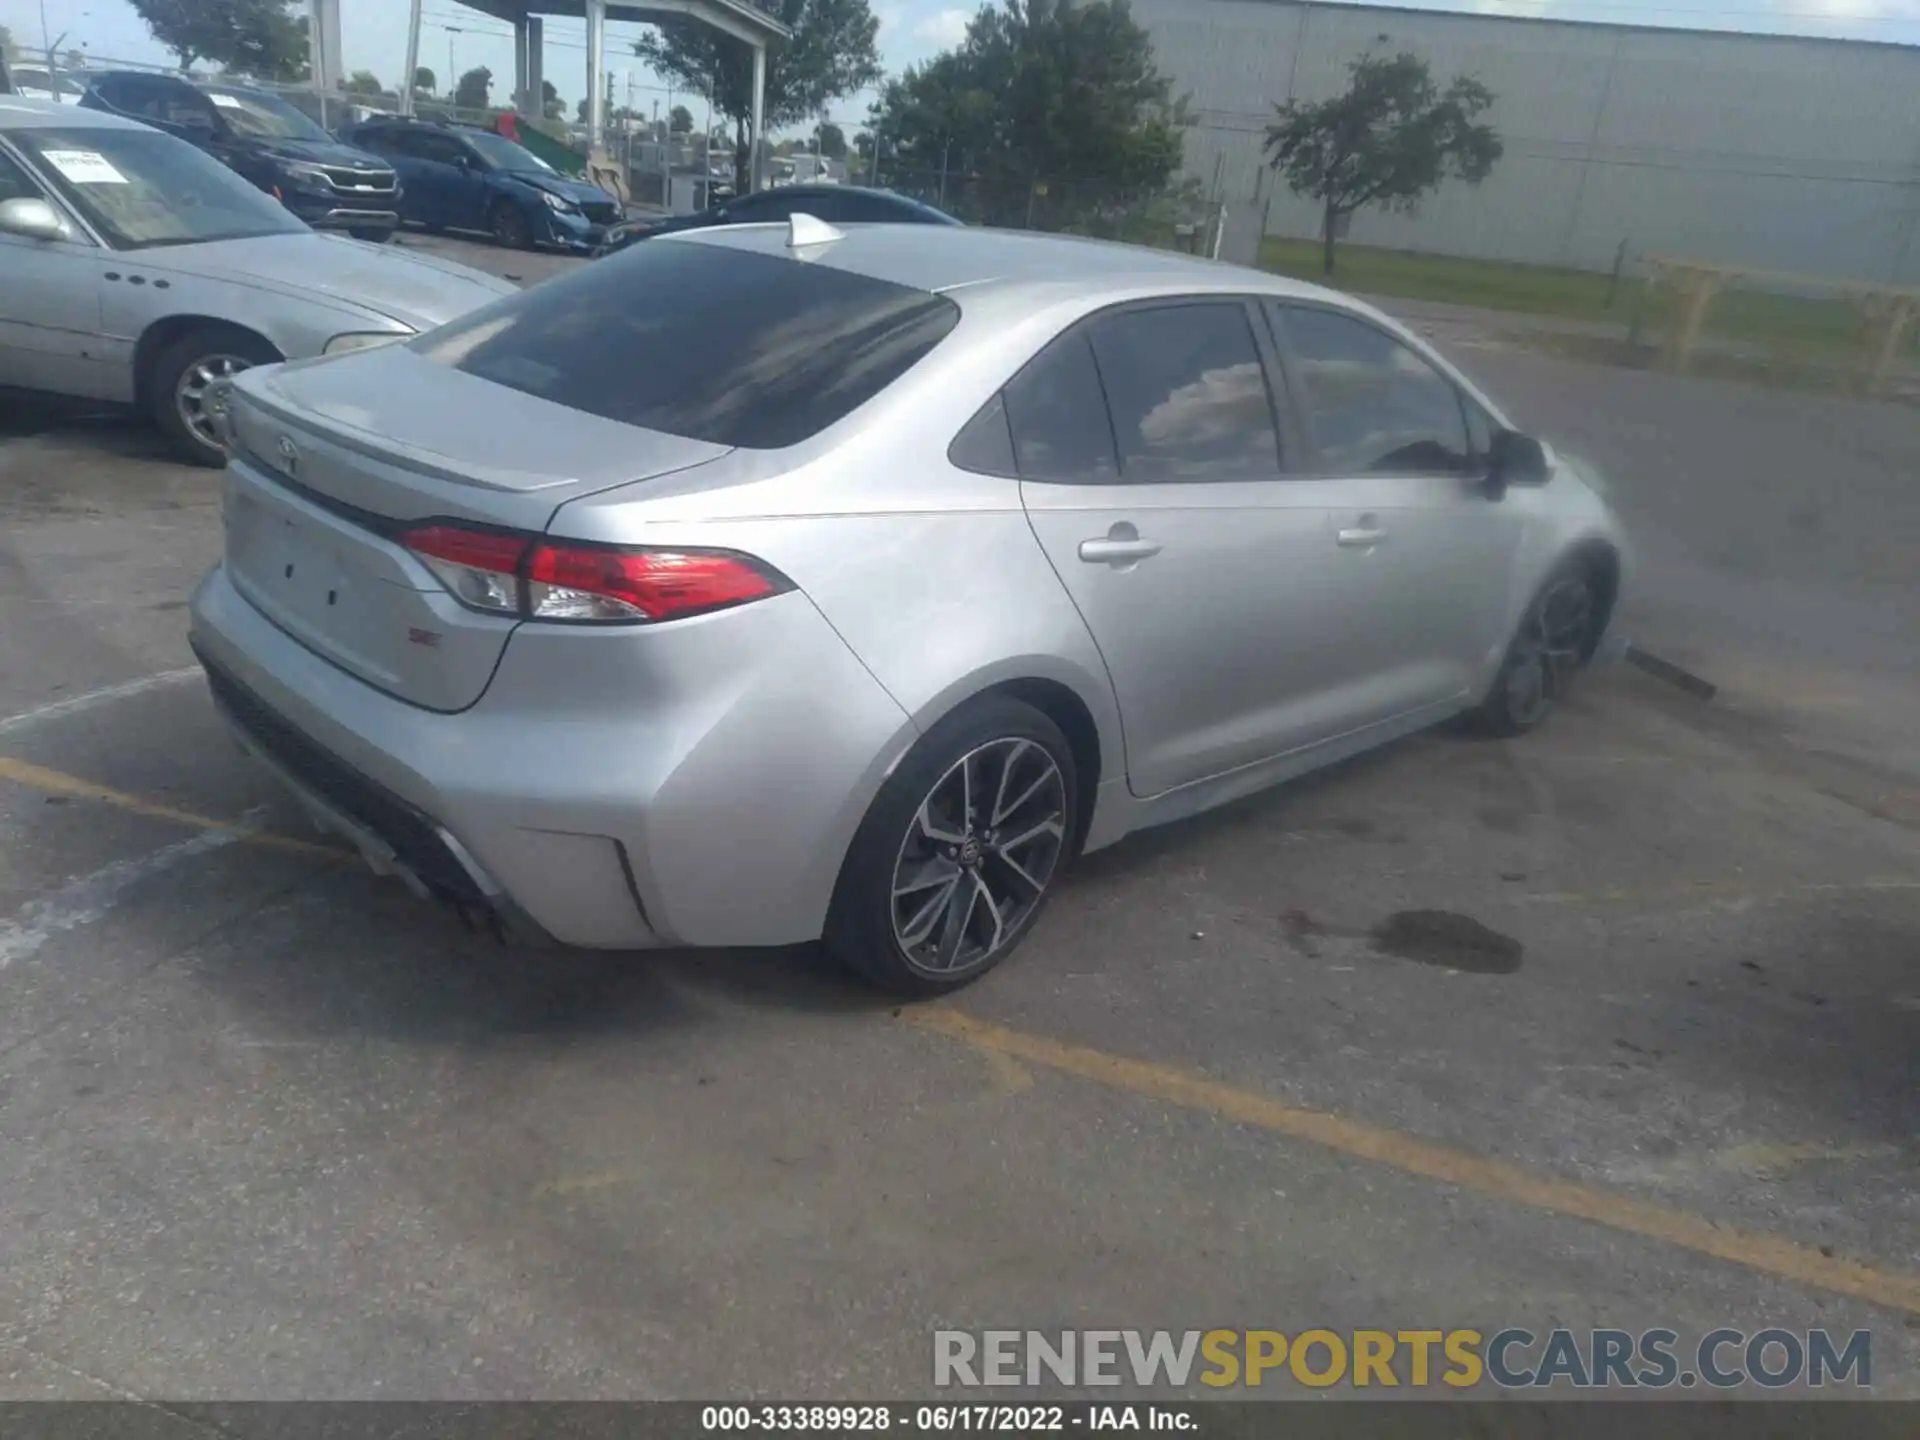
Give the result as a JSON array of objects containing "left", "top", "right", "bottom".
[
  {"left": 0, "top": 668, "right": 200, "bottom": 740},
  {"left": 0, "top": 809, "right": 262, "bottom": 970}
]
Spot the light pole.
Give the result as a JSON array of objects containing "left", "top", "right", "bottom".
[{"left": 446, "top": 27, "right": 461, "bottom": 101}]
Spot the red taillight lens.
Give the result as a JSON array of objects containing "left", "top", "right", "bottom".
[
  {"left": 400, "top": 523, "right": 786, "bottom": 625},
  {"left": 402, "top": 524, "right": 528, "bottom": 616},
  {"left": 526, "top": 543, "right": 784, "bottom": 623}
]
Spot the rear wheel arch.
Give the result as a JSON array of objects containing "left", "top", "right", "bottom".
[
  {"left": 899, "top": 668, "right": 1114, "bottom": 858},
  {"left": 977, "top": 677, "right": 1102, "bottom": 857}
]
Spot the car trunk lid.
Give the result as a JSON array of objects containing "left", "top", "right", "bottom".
[{"left": 221, "top": 349, "right": 732, "bottom": 711}]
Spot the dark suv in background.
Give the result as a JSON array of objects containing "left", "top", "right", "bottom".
[
  {"left": 79, "top": 72, "right": 400, "bottom": 242},
  {"left": 342, "top": 118, "right": 623, "bottom": 252}
]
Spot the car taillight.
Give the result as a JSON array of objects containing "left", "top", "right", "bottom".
[
  {"left": 402, "top": 524, "right": 526, "bottom": 616},
  {"left": 526, "top": 543, "right": 782, "bottom": 622},
  {"left": 399, "top": 523, "right": 789, "bottom": 625}
]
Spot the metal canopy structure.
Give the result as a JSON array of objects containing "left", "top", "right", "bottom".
[{"left": 402, "top": 0, "right": 789, "bottom": 193}]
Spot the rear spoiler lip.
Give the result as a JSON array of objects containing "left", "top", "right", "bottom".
[{"left": 233, "top": 362, "right": 737, "bottom": 506}]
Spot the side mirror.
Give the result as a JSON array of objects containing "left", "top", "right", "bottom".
[
  {"left": 0, "top": 197, "right": 69, "bottom": 242},
  {"left": 1484, "top": 430, "right": 1549, "bottom": 498}
]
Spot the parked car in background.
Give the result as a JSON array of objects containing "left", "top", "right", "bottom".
[
  {"left": 10, "top": 66, "right": 88, "bottom": 106},
  {"left": 188, "top": 219, "right": 1628, "bottom": 997},
  {"left": 342, "top": 117, "right": 622, "bottom": 252},
  {"left": 78, "top": 71, "right": 401, "bottom": 242},
  {"left": 0, "top": 99, "right": 514, "bottom": 464},
  {"left": 593, "top": 183, "right": 960, "bottom": 256}
]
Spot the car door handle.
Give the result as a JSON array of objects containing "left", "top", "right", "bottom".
[
  {"left": 1079, "top": 537, "right": 1162, "bottom": 565},
  {"left": 1336, "top": 526, "right": 1388, "bottom": 547}
]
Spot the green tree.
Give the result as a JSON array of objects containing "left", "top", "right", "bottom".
[
  {"left": 539, "top": 78, "right": 567, "bottom": 121},
  {"left": 412, "top": 65, "right": 436, "bottom": 94},
  {"left": 128, "top": 0, "right": 308, "bottom": 77},
  {"left": 0, "top": 24, "right": 14, "bottom": 61},
  {"left": 453, "top": 64, "right": 492, "bottom": 111},
  {"left": 344, "top": 69, "right": 384, "bottom": 97},
  {"left": 669, "top": 103, "right": 695, "bottom": 134},
  {"left": 868, "top": 0, "right": 1185, "bottom": 231},
  {"left": 1265, "top": 51, "right": 1501, "bottom": 275},
  {"left": 633, "top": 0, "right": 881, "bottom": 191},
  {"left": 814, "top": 120, "right": 846, "bottom": 160}
]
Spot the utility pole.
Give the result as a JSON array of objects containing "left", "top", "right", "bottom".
[
  {"left": 401, "top": 0, "right": 423, "bottom": 116},
  {"left": 446, "top": 27, "right": 461, "bottom": 102}
]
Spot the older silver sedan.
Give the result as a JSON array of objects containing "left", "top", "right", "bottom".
[
  {"left": 0, "top": 97, "right": 514, "bottom": 464},
  {"left": 190, "top": 216, "right": 1632, "bottom": 995}
]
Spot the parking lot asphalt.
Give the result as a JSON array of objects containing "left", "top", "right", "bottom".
[{"left": 1, "top": 232, "right": 1916, "bottom": 1401}]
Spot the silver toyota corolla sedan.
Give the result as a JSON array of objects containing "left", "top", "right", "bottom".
[
  {"left": 189, "top": 216, "right": 1630, "bottom": 994},
  {"left": 0, "top": 97, "right": 514, "bottom": 465}
]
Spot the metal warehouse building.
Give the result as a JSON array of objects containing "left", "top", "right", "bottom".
[{"left": 1133, "top": 0, "right": 1920, "bottom": 284}]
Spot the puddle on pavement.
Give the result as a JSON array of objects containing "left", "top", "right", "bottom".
[{"left": 1367, "top": 910, "right": 1525, "bottom": 975}]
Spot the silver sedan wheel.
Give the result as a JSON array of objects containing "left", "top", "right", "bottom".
[
  {"left": 1505, "top": 573, "right": 1595, "bottom": 728},
  {"left": 890, "top": 737, "right": 1068, "bottom": 975},
  {"left": 174, "top": 353, "right": 253, "bottom": 452}
]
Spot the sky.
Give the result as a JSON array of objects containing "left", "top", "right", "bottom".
[{"left": 3, "top": 0, "right": 1917, "bottom": 134}]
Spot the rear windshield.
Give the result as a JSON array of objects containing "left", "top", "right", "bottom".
[{"left": 410, "top": 239, "right": 960, "bottom": 450}]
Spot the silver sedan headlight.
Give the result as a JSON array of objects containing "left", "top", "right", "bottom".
[{"left": 323, "top": 331, "right": 410, "bottom": 357}]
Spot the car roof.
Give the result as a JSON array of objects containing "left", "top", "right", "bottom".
[
  {"left": 673, "top": 221, "right": 1342, "bottom": 306},
  {"left": 0, "top": 95, "right": 146, "bottom": 131}
]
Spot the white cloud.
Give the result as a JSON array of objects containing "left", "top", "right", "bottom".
[{"left": 914, "top": 7, "right": 974, "bottom": 49}]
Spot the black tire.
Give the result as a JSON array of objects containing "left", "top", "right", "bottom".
[
  {"left": 348, "top": 226, "right": 394, "bottom": 244},
  {"left": 147, "top": 325, "right": 280, "bottom": 468},
  {"left": 490, "top": 199, "right": 535, "bottom": 250},
  {"left": 825, "top": 695, "right": 1079, "bottom": 996},
  {"left": 1467, "top": 561, "right": 1601, "bottom": 738}
]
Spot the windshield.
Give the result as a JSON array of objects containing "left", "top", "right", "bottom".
[
  {"left": 461, "top": 130, "right": 554, "bottom": 174},
  {"left": 202, "top": 87, "right": 333, "bottom": 142},
  {"left": 17, "top": 126, "right": 306, "bottom": 249}
]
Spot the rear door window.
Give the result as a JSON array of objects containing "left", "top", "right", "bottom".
[
  {"left": 412, "top": 240, "right": 960, "bottom": 449},
  {"left": 1002, "top": 331, "right": 1119, "bottom": 485},
  {"left": 1086, "top": 302, "right": 1283, "bottom": 482}
]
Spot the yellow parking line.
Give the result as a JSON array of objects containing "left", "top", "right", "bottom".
[
  {"left": 907, "top": 1007, "right": 1920, "bottom": 1316},
  {"left": 0, "top": 755, "right": 340, "bottom": 860}
]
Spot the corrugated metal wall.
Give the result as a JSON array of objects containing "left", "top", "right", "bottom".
[{"left": 1135, "top": 0, "right": 1920, "bottom": 284}]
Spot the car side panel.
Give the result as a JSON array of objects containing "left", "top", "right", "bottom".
[
  {"left": 544, "top": 495, "right": 1129, "bottom": 858},
  {"left": 97, "top": 263, "right": 385, "bottom": 376}
]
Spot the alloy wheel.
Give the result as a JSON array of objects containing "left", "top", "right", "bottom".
[
  {"left": 1505, "top": 573, "right": 1595, "bottom": 728},
  {"left": 890, "top": 737, "right": 1068, "bottom": 976},
  {"left": 175, "top": 353, "right": 252, "bottom": 452}
]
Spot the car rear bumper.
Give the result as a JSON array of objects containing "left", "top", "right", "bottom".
[{"left": 188, "top": 561, "right": 916, "bottom": 951}]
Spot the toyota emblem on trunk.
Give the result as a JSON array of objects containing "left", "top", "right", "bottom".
[{"left": 276, "top": 435, "right": 299, "bottom": 479}]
